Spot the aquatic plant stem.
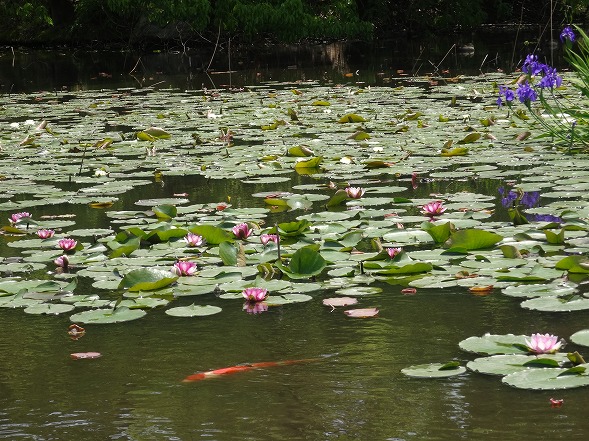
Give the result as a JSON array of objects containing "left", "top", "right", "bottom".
[
  {"left": 78, "top": 146, "right": 87, "bottom": 175},
  {"left": 275, "top": 223, "right": 281, "bottom": 262},
  {"left": 207, "top": 23, "right": 221, "bottom": 71}
]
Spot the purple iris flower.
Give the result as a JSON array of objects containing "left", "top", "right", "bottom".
[
  {"left": 538, "top": 66, "right": 562, "bottom": 89},
  {"left": 526, "top": 213, "right": 562, "bottom": 223},
  {"left": 520, "top": 191, "right": 540, "bottom": 208},
  {"left": 560, "top": 26, "right": 576, "bottom": 43},
  {"left": 522, "top": 55, "right": 543, "bottom": 76},
  {"left": 497, "top": 85, "right": 515, "bottom": 107},
  {"left": 516, "top": 81, "right": 538, "bottom": 104},
  {"left": 498, "top": 187, "right": 518, "bottom": 207},
  {"left": 499, "top": 188, "right": 540, "bottom": 208}
]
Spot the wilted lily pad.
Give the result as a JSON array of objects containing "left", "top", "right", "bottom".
[
  {"left": 70, "top": 352, "right": 102, "bottom": 360},
  {"left": 322, "top": 297, "right": 358, "bottom": 307},
  {"left": 344, "top": 307, "right": 379, "bottom": 318}
]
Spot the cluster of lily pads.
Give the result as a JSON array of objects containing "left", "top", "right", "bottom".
[
  {"left": 403, "top": 331, "right": 589, "bottom": 391},
  {"left": 2, "top": 70, "right": 589, "bottom": 390}
]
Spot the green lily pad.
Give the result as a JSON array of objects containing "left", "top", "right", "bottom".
[
  {"left": 335, "top": 286, "right": 383, "bottom": 296},
  {"left": 422, "top": 221, "right": 453, "bottom": 244},
  {"left": 165, "top": 304, "right": 222, "bottom": 317},
  {"left": 570, "top": 329, "right": 589, "bottom": 347},
  {"left": 445, "top": 229, "right": 503, "bottom": 253},
  {"left": 69, "top": 306, "right": 147, "bottom": 324},
  {"left": 24, "top": 303, "right": 76, "bottom": 315},
  {"left": 401, "top": 362, "right": 467, "bottom": 378},
  {"left": 467, "top": 353, "right": 569, "bottom": 376},
  {"left": 459, "top": 334, "right": 529, "bottom": 355},
  {"left": 152, "top": 204, "right": 177, "bottom": 220},
  {"left": 0, "top": 294, "right": 43, "bottom": 308},
  {"left": 265, "top": 293, "right": 313, "bottom": 305},
  {"left": 521, "top": 296, "right": 589, "bottom": 312},
  {"left": 502, "top": 283, "right": 576, "bottom": 298},
  {"left": 118, "top": 268, "right": 178, "bottom": 292},
  {"left": 190, "top": 225, "right": 235, "bottom": 244},
  {"left": 502, "top": 364, "right": 589, "bottom": 390},
  {"left": 275, "top": 246, "right": 327, "bottom": 279}
]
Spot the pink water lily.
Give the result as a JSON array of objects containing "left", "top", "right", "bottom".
[
  {"left": 58, "top": 238, "right": 77, "bottom": 251},
  {"left": 243, "top": 301, "right": 269, "bottom": 314},
  {"left": 37, "top": 229, "right": 55, "bottom": 239},
  {"left": 387, "top": 247, "right": 402, "bottom": 259},
  {"left": 9, "top": 211, "right": 31, "bottom": 224},
  {"left": 260, "top": 234, "right": 278, "bottom": 246},
  {"left": 242, "top": 287, "right": 268, "bottom": 302},
  {"left": 171, "top": 261, "right": 198, "bottom": 276},
  {"left": 422, "top": 201, "right": 447, "bottom": 217},
  {"left": 345, "top": 186, "right": 366, "bottom": 199},
  {"left": 184, "top": 233, "right": 204, "bottom": 247},
  {"left": 525, "top": 333, "right": 563, "bottom": 354},
  {"left": 232, "top": 222, "right": 253, "bottom": 239},
  {"left": 54, "top": 255, "right": 69, "bottom": 269}
]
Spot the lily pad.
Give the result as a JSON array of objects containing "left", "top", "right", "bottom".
[
  {"left": 445, "top": 229, "right": 503, "bottom": 253},
  {"left": 24, "top": 303, "right": 75, "bottom": 315},
  {"left": 322, "top": 297, "right": 358, "bottom": 307},
  {"left": 459, "top": 334, "right": 529, "bottom": 355},
  {"left": 335, "top": 286, "right": 382, "bottom": 296},
  {"left": 165, "top": 304, "right": 222, "bottom": 317},
  {"left": 344, "top": 307, "right": 379, "bottom": 318},
  {"left": 570, "top": 329, "right": 589, "bottom": 347},
  {"left": 69, "top": 306, "right": 147, "bottom": 324},
  {"left": 265, "top": 294, "right": 313, "bottom": 305},
  {"left": 502, "top": 364, "right": 589, "bottom": 390},
  {"left": 118, "top": 268, "right": 178, "bottom": 292},
  {"left": 401, "top": 362, "right": 467, "bottom": 378},
  {"left": 275, "top": 246, "right": 327, "bottom": 279},
  {"left": 467, "top": 353, "right": 570, "bottom": 376},
  {"left": 521, "top": 296, "right": 589, "bottom": 312}
]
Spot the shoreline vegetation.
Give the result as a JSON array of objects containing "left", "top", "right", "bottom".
[{"left": 1, "top": 1, "right": 588, "bottom": 50}]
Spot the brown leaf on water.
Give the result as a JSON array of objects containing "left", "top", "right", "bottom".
[
  {"left": 515, "top": 131, "right": 531, "bottom": 141},
  {"left": 468, "top": 285, "right": 493, "bottom": 296},
  {"left": 68, "top": 324, "right": 86, "bottom": 340}
]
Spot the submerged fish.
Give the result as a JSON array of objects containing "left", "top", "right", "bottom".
[{"left": 182, "top": 357, "right": 321, "bottom": 382}]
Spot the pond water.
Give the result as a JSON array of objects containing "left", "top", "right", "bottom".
[{"left": 1, "top": 39, "right": 589, "bottom": 440}]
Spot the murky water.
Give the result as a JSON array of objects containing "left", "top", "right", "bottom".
[
  {"left": 1, "top": 40, "right": 588, "bottom": 440},
  {"left": 0, "top": 32, "right": 556, "bottom": 94}
]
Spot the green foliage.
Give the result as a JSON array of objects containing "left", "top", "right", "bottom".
[
  {"left": 0, "top": 0, "right": 54, "bottom": 40},
  {"left": 0, "top": 1, "right": 583, "bottom": 45}
]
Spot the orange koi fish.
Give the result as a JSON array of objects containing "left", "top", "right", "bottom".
[{"left": 182, "top": 357, "right": 321, "bottom": 382}]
